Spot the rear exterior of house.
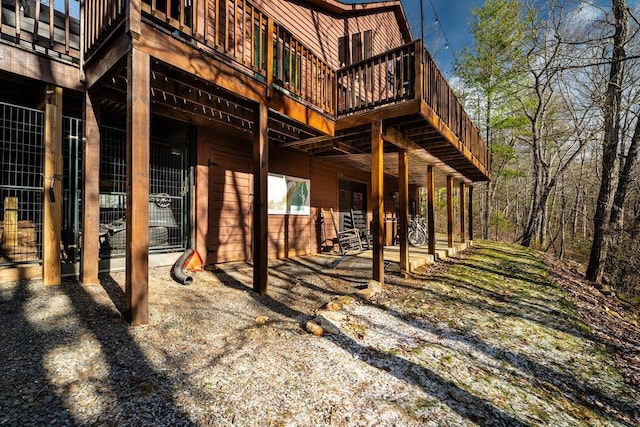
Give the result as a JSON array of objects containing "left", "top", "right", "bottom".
[{"left": 0, "top": 0, "right": 490, "bottom": 324}]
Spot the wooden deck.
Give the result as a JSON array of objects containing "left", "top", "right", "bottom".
[
  {"left": 322, "top": 239, "right": 472, "bottom": 274},
  {"left": 281, "top": 41, "right": 491, "bottom": 183}
]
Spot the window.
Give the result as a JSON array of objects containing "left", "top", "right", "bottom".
[{"left": 339, "top": 30, "right": 373, "bottom": 67}]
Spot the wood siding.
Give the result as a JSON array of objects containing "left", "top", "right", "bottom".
[
  {"left": 197, "top": 123, "right": 399, "bottom": 265},
  {"left": 253, "top": 0, "right": 405, "bottom": 69}
]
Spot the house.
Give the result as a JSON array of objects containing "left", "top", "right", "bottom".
[{"left": 0, "top": 0, "right": 490, "bottom": 325}]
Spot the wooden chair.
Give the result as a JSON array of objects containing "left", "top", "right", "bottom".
[
  {"left": 350, "top": 209, "right": 373, "bottom": 250},
  {"left": 329, "top": 208, "right": 362, "bottom": 255}
]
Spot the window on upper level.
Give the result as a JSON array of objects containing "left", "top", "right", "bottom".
[{"left": 339, "top": 30, "right": 373, "bottom": 68}]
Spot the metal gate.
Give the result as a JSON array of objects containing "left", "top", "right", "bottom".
[
  {"left": 99, "top": 126, "right": 190, "bottom": 258},
  {"left": 0, "top": 102, "right": 82, "bottom": 267}
]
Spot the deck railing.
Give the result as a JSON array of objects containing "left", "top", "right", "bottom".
[
  {"left": 337, "top": 41, "right": 489, "bottom": 172},
  {"left": 272, "top": 23, "right": 335, "bottom": 115},
  {"left": 83, "top": 0, "right": 126, "bottom": 58},
  {"left": 337, "top": 42, "right": 416, "bottom": 114},
  {"left": 78, "top": 0, "right": 336, "bottom": 115},
  {"left": 0, "top": 0, "right": 80, "bottom": 61}
]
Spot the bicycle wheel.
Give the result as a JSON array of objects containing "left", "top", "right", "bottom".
[{"left": 408, "top": 229, "right": 422, "bottom": 246}]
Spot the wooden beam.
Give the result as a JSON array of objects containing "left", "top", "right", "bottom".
[
  {"left": 336, "top": 100, "right": 421, "bottom": 131},
  {"left": 0, "top": 43, "right": 82, "bottom": 91},
  {"left": 127, "top": 0, "right": 142, "bottom": 39},
  {"left": 468, "top": 185, "right": 474, "bottom": 241},
  {"left": 383, "top": 126, "right": 423, "bottom": 152},
  {"left": 125, "top": 48, "right": 151, "bottom": 326},
  {"left": 427, "top": 165, "right": 435, "bottom": 255},
  {"left": 398, "top": 148, "right": 409, "bottom": 272},
  {"left": 80, "top": 91, "right": 101, "bottom": 286},
  {"left": 446, "top": 175, "right": 454, "bottom": 248},
  {"left": 459, "top": 182, "right": 466, "bottom": 243},
  {"left": 371, "top": 120, "right": 384, "bottom": 284},
  {"left": 253, "top": 103, "right": 269, "bottom": 295},
  {"left": 419, "top": 101, "right": 491, "bottom": 180},
  {"left": 43, "top": 85, "right": 63, "bottom": 286},
  {"left": 83, "top": 33, "right": 131, "bottom": 89},
  {"left": 135, "top": 24, "right": 333, "bottom": 135}
]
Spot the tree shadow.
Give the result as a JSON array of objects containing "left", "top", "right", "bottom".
[
  {"left": 209, "top": 266, "right": 528, "bottom": 425},
  {"left": 0, "top": 277, "right": 195, "bottom": 425},
  {"left": 0, "top": 281, "right": 76, "bottom": 425},
  {"left": 212, "top": 252, "right": 639, "bottom": 425}
]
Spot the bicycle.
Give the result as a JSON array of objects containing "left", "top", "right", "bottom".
[{"left": 408, "top": 215, "right": 428, "bottom": 246}]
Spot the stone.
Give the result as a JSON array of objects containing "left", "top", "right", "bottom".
[
  {"left": 305, "top": 321, "right": 323, "bottom": 336},
  {"left": 255, "top": 316, "right": 269, "bottom": 325},
  {"left": 315, "top": 310, "right": 346, "bottom": 334},
  {"left": 355, "top": 288, "right": 376, "bottom": 300},
  {"left": 325, "top": 300, "right": 343, "bottom": 311},
  {"left": 336, "top": 295, "right": 356, "bottom": 306},
  {"left": 367, "top": 279, "right": 382, "bottom": 293}
]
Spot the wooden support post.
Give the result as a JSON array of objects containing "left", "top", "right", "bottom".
[
  {"left": 459, "top": 182, "right": 466, "bottom": 243},
  {"left": 43, "top": 85, "right": 63, "bottom": 286},
  {"left": 446, "top": 175, "right": 454, "bottom": 249},
  {"left": 253, "top": 103, "right": 269, "bottom": 295},
  {"left": 80, "top": 91, "right": 101, "bottom": 286},
  {"left": 127, "top": 0, "right": 142, "bottom": 39},
  {"left": 427, "top": 165, "right": 435, "bottom": 255},
  {"left": 3, "top": 197, "right": 18, "bottom": 248},
  {"left": 468, "top": 185, "right": 474, "bottom": 241},
  {"left": 125, "top": 48, "right": 150, "bottom": 326},
  {"left": 371, "top": 120, "right": 384, "bottom": 284},
  {"left": 398, "top": 148, "right": 409, "bottom": 272}
]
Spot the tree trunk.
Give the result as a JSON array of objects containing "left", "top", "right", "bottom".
[
  {"left": 610, "top": 115, "right": 640, "bottom": 229},
  {"left": 586, "top": 0, "right": 628, "bottom": 283}
]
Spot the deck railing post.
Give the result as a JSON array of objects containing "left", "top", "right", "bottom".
[
  {"left": 266, "top": 17, "right": 274, "bottom": 99},
  {"left": 414, "top": 41, "right": 423, "bottom": 103}
]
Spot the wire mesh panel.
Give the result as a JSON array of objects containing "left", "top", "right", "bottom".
[
  {"left": 99, "top": 126, "right": 189, "bottom": 258},
  {"left": 0, "top": 103, "right": 45, "bottom": 267},
  {"left": 62, "top": 117, "right": 82, "bottom": 263}
]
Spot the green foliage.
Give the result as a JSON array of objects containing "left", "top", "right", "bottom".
[
  {"left": 453, "top": 0, "right": 527, "bottom": 97},
  {"left": 497, "top": 168, "right": 526, "bottom": 179}
]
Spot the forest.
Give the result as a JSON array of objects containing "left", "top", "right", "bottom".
[{"left": 453, "top": 0, "right": 640, "bottom": 303}]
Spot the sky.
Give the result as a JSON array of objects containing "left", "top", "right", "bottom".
[
  {"left": 400, "top": 0, "right": 486, "bottom": 77},
  {"left": 349, "top": 0, "right": 640, "bottom": 79}
]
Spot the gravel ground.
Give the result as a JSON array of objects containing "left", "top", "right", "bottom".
[{"left": 1, "top": 244, "right": 638, "bottom": 426}]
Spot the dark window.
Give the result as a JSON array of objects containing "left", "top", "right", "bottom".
[
  {"left": 351, "top": 33, "right": 362, "bottom": 64},
  {"left": 338, "top": 36, "right": 350, "bottom": 67},
  {"left": 364, "top": 30, "right": 373, "bottom": 59}
]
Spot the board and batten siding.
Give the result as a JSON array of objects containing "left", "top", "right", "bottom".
[{"left": 254, "top": 0, "right": 407, "bottom": 69}]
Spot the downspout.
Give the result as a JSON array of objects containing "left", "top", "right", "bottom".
[{"left": 171, "top": 248, "right": 194, "bottom": 286}]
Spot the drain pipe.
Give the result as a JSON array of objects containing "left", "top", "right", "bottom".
[{"left": 171, "top": 248, "right": 194, "bottom": 286}]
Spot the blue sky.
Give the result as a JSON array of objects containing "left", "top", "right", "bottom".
[
  {"left": 400, "top": 0, "right": 486, "bottom": 77},
  {"left": 349, "top": 0, "right": 640, "bottom": 78}
]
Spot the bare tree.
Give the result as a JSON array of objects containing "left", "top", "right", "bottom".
[{"left": 586, "top": 0, "right": 629, "bottom": 283}]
